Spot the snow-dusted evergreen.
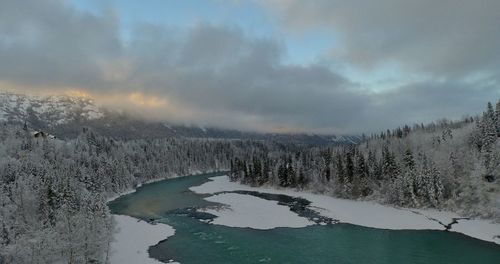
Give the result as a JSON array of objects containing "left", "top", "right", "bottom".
[
  {"left": 0, "top": 125, "right": 264, "bottom": 263},
  {"left": 230, "top": 101, "right": 500, "bottom": 220}
]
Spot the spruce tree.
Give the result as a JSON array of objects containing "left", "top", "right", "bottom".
[
  {"left": 286, "top": 156, "right": 296, "bottom": 187},
  {"left": 278, "top": 163, "right": 287, "bottom": 187},
  {"left": 382, "top": 146, "right": 399, "bottom": 181},
  {"left": 297, "top": 168, "right": 307, "bottom": 187},
  {"left": 403, "top": 148, "right": 415, "bottom": 171},
  {"left": 481, "top": 103, "right": 498, "bottom": 168},
  {"left": 345, "top": 151, "right": 354, "bottom": 184},
  {"left": 355, "top": 153, "right": 371, "bottom": 196},
  {"left": 335, "top": 153, "right": 345, "bottom": 188},
  {"left": 496, "top": 99, "right": 500, "bottom": 136}
]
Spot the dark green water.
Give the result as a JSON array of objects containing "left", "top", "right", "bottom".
[{"left": 108, "top": 173, "right": 500, "bottom": 264}]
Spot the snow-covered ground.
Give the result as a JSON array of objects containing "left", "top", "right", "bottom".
[
  {"left": 450, "top": 219, "right": 500, "bottom": 244},
  {"left": 109, "top": 215, "right": 179, "bottom": 264},
  {"left": 190, "top": 176, "right": 500, "bottom": 245},
  {"left": 202, "top": 193, "right": 314, "bottom": 229}
]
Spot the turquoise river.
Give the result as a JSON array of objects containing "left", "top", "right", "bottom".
[{"left": 108, "top": 172, "right": 500, "bottom": 264}]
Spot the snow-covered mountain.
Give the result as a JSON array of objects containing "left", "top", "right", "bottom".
[
  {"left": 0, "top": 91, "right": 103, "bottom": 126},
  {"left": 0, "top": 91, "right": 361, "bottom": 145}
]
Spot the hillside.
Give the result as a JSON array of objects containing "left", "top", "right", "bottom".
[
  {"left": 0, "top": 91, "right": 361, "bottom": 145},
  {"left": 230, "top": 101, "right": 500, "bottom": 220},
  {"left": 0, "top": 91, "right": 103, "bottom": 126}
]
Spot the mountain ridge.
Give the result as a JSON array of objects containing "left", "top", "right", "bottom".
[{"left": 0, "top": 91, "right": 361, "bottom": 145}]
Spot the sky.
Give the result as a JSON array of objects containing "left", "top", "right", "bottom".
[{"left": 0, "top": 0, "right": 499, "bottom": 134}]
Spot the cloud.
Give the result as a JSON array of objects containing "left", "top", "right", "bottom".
[
  {"left": 0, "top": 0, "right": 122, "bottom": 88},
  {"left": 362, "top": 80, "right": 500, "bottom": 131},
  {"left": 125, "top": 23, "right": 371, "bottom": 132},
  {"left": 261, "top": 0, "right": 500, "bottom": 78},
  {"left": 0, "top": 0, "right": 498, "bottom": 134}
]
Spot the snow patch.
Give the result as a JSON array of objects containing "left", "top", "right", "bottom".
[
  {"left": 191, "top": 176, "right": 500, "bottom": 245},
  {"left": 450, "top": 219, "right": 500, "bottom": 244},
  {"left": 109, "top": 215, "right": 179, "bottom": 264},
  {"left": 201, "top": 193, "right": 314, "bottom": 229}
]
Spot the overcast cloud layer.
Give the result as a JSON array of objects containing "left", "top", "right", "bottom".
[{"left": 0, "top": 0, "right": 499, "bottom": 134}]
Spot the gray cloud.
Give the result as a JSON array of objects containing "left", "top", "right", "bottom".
[
  {"left": 125, "top": 24, "right": 370, "bottom": 131},
  {"left": 361, "top": 80, "right": 500, "bottom": 132},
  {"left": 0, "top": 0, "right": 498, "bottom": 134},
  {"left": 262, "top": 0, "right": 500, "bottom": 78},
  {"left": 0, "top": 0, "right": 121, "bottom": 88}
]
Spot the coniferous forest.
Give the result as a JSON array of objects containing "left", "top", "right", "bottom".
[
  {"left": 0, "top": 126, "right": 265, "bottom": 263},
  {"left": 0, "top": 100, "right": 499, "bottom": 263},
  {"left": 2, "top": 1, "right": 500, "bottom": 263},
  {"left": 230, "top": 101, "right": 500, "bottom": 218}
]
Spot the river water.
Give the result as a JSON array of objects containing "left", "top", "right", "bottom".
[{"left": 108, "top": 172, "right": 500, "bottom": 264}]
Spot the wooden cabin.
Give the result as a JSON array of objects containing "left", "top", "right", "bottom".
[
  {"left": 32, "top": 131, "right": 56, "bottom": 139},
  {"left": 33, "top": 131, "right": 47, "bottom": 138}
]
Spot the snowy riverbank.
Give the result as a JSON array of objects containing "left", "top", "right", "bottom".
[
  {"left": 107, "top": 178, "right": 178, "bottom": 264},
  {"left": 190, "top": 176, "right": 500, "bottom": 245},
  {"left": 106, "top": 171, "right": 225, "bottom": 264},
  {"left": 109, "top": 215, "right": 179, "bottom": 264}
]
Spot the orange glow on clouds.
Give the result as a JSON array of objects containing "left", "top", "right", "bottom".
[
  {"left": 65, "top": 89, "right": 91, "bottom": 98},
  {"left": 128, "top": 92, "right": 168, "bottom": 108}
]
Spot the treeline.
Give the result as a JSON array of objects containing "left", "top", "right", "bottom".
[
  {"left": 231, "top": 101, "right": 500, "bottom": 219},
  {"left": 0, "top": 126, "right": 267, "bottom": 263},
  {"left": 1, "top": 100, "right": 499, "bottom": 263}
]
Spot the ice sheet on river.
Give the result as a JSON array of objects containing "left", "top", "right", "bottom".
[{"left": 190, "top": 176, "right": 500, "bottom": 245}]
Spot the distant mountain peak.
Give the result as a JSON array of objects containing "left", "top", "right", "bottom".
[
  {"left": 0, "top": 91, "right": 360, "bottom": 145},
  {"left": 0, "top": 91, "right": 104, "bottom": 126}
]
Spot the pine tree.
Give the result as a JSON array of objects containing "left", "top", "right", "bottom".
[
  {"left": 480, "top": 103, "right": 498, "bottom": 169},
  {"left": 433, "top": 173, "right": 444, "bottom": 207},
  {"left": 1, "top": 222, "right": 9, "bottom": 246},
  {"left": 230, "top": 159, "right": 234, "bottom": 179},
  {"left": 278, "top": 163, "right": 287, "bottom": 187},
  {"left": 286, "top": 156, "right": 296, "bottom": 187},
  {"left": 252, "top": 157, "right": 262, "bottom": 185},
  {"left": 486, "top": 102, "right": 495, "bottom": 120},
  {"left": 382, "top": 146, "right": 399, "bottom": 181},
  {"left": 496, "top": 99, "right": 500, "bottom": 137},
  {"left": 441, "top": 128, "right": 453, "bottom": 141},
  {"left": 261, "top": 159, "right": 270, "bottom": 185},
  {"left": 345, "top": 151, "right": 354, "bottom": 184},
  {"left": 403, "top": 148, "right": 415, "bottom": 171},
  {"left": 367, "top": 150, "right": 376, "bottom": 176},
  {"left": 297, "top": 168, "right": 307, "bottom": 187},
  {"left": 355, "top": 153, "right": 371, "bottom": 196},
  {"left": 335, "top": 153, "right": 345, "bottom": 189}
]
